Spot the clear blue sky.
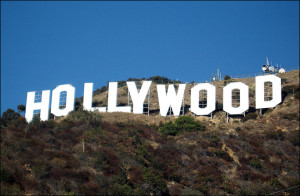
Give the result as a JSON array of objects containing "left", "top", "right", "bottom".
[{"left": 1, "top": 1, "right": 299, "bottom": 114}]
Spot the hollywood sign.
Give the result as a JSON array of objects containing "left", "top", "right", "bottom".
[{"left": 25, "top": 75, "right": 281, "bottom": 122}]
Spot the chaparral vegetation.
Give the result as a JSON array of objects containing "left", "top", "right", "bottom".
[{"left": 1, "top": 70, "right": 299, "bottom": 195}]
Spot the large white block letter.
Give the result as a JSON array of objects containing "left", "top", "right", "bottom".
[
  {"left": 127, "top": 81, "right": 152, "bottom": 114},
  {"left": 157, "top": 84, "right": 186, "bottom": 116},
  {"left": 25, "top": 90, "right": 50, "bottom": 122},
  {"left": 191, "top": 83, "right": 216, "bottom": 115},
  {"left": 51, "top": 84, "right": 75, "bottom": 117},
  {"left": 223, "top": 82, "right": 249, "bottom": 115},
  {"left": 107, "top": 82, "right": 131, "bottom": 113},
  {"left": 255, "top": 75, "right": 281, "bottom": 109},
  {"left": 83, "top": 83, "right": 106, "bottom": 112}
]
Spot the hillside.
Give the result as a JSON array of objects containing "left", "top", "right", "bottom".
[
  {"left": 1, "top": 71, "right": 299, "bottom": 195},
  {"left": 88, "top": 70, "right": 299, "bottom": 119}
]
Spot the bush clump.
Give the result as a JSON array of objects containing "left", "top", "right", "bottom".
[
  {"left": 159, "top": 116, "right": 205, "bottom": 136},
  {"left": 281, "top": 113, "right": 298, "bottom": 120},
  {"left": 223, "top": 75, "right": 232, "bottom": 85},
  {"left": 282, "top": 85, "right": 300, "bottom": 99},
  {"left": 287, "top": 130, "right": 300, "bottom": 146},
  {"left": 66, "top": 109, "right": 102, "bottom": 127},
  {"left": 1, "top": 109, "right": 20, "bottom": 127},
  {"left": 210, "top": 132, "right": 220, "bottom": 144},
  {"left": 242, "top": 112, "right": 258, "bottom": 122},
  {"left": 143, "top": 168, "right": 167, "bottom": 194},
  {"left": 249, "top": 158, "right": 262, "bottom": 169},
  {"left": 149, "top": 75, "right": 181, "bottom": 84},
  {"left": 264, "top": 129, "right": 285, "bottom": 140},
  {"left": 224, "top": 75, "right": 231, "bottom": 80}
]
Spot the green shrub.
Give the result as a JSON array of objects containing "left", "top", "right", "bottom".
[
  {"left": 17, "top": 104, "right": 26, "bottom": 113},
  {"left": 224, "top": 75, "right": 231, "bottom": 80},
  {"left": 210, "top": 132, "right": 220, "bottom": 144},
  {"left": 135, "top": 144, "right": 150, "bottom": 165},
  {"left": 224, "top": 76, "right": 233, "bottom": 85},
  {"left": 159, "top": 116, "right": 205, "bottom": 136},
  {"left": 159, "top": 121, "right": 178, "bottom": 136},
  {"left": 64, "top": 192, "right": 76, "bottom": 196},
  {"left": 66, "top": 109, "right": 103, "bottom": 127},
  {"left": 269, "top": 177, "right": 282, "bottom": 188},
  {"left": 112, "top": 184, "right": 134, "bottom": 195},
  {"left": 175, "top": 116, "right": 205, "bottom": 132},
  {"left": 249, "top": 159, "right": 262, "bottom": 169},
  {"left": 214, "top": 149, "right": 226, "bottom": 157},
  {"left": 1, "top": 109, "right": 20, "bottom": 127},
  {"left": 143, "top": 168, "right": 167, "bottom": 193},
  {"left": 66, "top": 109, "right": 90, "bottom": 122}
]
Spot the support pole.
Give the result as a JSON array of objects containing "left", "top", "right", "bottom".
[
  {"left": 147, "top": 87, "right": 150, "bottom": 116},
  {"left": 127, "top": 87, "right": 130, "bottom": 110},
  {"left": 182, "top": 93, "right": 185, "bottom": 116},
  {"left": 260, "top": 108, "right": 262, "bottom": 116}
]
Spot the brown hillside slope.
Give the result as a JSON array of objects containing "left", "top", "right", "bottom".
[
  {"left": 1, "top": 70, "right": 299, "bottom": 195},
  {"left": 96, "top": 70, "right": 299, "bottom": 124},
  {"left": 93, "top": 70, "right": 298, "bottom": 109}
]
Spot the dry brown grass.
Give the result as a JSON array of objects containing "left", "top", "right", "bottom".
[
  {"left": 91, "top": 70, "right": 298, "bottom": 113},
  {"left": 100, "top": 112, "right": 176, "bottom": 126},
  {"left": 51, "top": 70, "right": 299, "bottom": 136}
]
